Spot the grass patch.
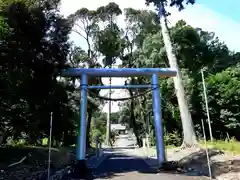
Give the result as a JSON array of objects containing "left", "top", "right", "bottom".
[
  {"left": 200, "top": 138, "right": 240, "bottom": 154},
  {"left": 151, "top": 138, "right": 240, "bottom": 154},
  {"left": 149, "top": 145, "right": 176, "bottom": 150},
  {"left": 150, "top": 144, "right": 176, "bottom": 150},
  {"left": 166, "top": 145, "right": 177, "bottom": 149}
]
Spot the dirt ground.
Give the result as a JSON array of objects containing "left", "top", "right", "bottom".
[
  {"left": 0, "top": 146, "right": 95, "bottom": 180},
  {"left": 131, "top": 147, "right": 240, "bottom": 180}
]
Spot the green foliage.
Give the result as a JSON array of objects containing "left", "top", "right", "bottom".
[
  {"left": 95, "top": 3, "right": 123, "bottom": 67},
  {"left": 119, "top": 6, "right": 240, "bottom": 148},
  {"left": 1, "top": 0, "right": 240, "bottom": 154},
  {"left": 0, "top": 16, "right": 9, "bottom": 39},
  {"left": 150, "top": 131, "right": 182, "bottom": 147},
  {"left": 164, "top": 131, "right": 182, "bottom": 146},
  {"left": 145, "top": 0, "right": 196, "bottom": 10},
  {"left": 0, "top": 0, "right": 75, "bottom": 146},
  {"left": 96, "top": 23, "right": 123, "bottom": 65},
  {"left": 7, "top": 139, "right": 27, "bottom": 147},
  {"left": 90, "top": 112, "right": 107, "bottom": 145},
  {"left": 204, "top": 65, "right": 240, "bottom": 138},
  {"left": 96, "top": 2, "right": 122, "bottom": 22}
]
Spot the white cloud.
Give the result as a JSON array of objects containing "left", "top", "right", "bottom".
[{"left": 60, "top": 0, "right": 240, "bottom": 113}]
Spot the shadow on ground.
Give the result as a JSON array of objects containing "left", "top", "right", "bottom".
[
  {"left": 90, "top": 148, "right": 240, "bottom": 179},
  {"left": 2, "top": 147, "right": 239, "bottom": 179},
  {"left": 88, "top": 151, "right": 209, "bottom": 180}
]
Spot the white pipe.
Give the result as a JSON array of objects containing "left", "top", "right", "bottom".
[
  {"left": 201, "top": 119, "right": 212, "bottom": 180},
  {"left": 201, "top": 69, "right": 213, "bottom": 141},
  {"left": 48, "top": 112, "right": 53, "bottom": 180}
]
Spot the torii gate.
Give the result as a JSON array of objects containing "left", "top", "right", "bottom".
[{"left": 61, "top": 67, "right": 177, "bottom": 175}]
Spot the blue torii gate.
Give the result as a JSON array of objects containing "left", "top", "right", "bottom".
[{"left": 61, "top": 67, "right": 177, "bottom": 170}]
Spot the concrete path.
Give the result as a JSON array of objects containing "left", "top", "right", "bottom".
[
  {"left": 92, "top": 149, "right": 208, "bottom": 180},
  {"left": 90, "top": 133, "right": 209, "bottom": 180}
]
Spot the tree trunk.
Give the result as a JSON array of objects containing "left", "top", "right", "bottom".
[
  {"left": 129, "top": 89, "right": 143, "bottom": 147},
  {"left": 105, "top": 77, "right": 112, "bottom": 146},
  {"left": 159, "top": 8, "right": 197, "bottom": 147},
  {"left": 86, "top": 112, "right": 92, "bottom": 148},
  {"left": 0, "top": 130, "right": 10, "bottom": 145}
]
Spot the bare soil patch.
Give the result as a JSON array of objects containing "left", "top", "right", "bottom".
[{"left": 0, "top": 146, "right": 95, "bottom": 180}]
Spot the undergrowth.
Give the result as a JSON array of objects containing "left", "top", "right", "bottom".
[{"left": 200, "top": 138, "right": 240, "bottom": 154}]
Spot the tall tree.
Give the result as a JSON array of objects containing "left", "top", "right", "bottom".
[
  {"left": 0, "top": 0, "right": 74, "bottom": 145},
  {"left": 95, "top": 2, "right": 123, "bottom": 146},
  {"left": 145, "top": 0, "right": 197, "bottom": 147},
  {"left": 123, "top": 8, "right": 170, "bottom": 147},
  {"left": 68, "top": 8, "right": 102, "bottom": 148}
]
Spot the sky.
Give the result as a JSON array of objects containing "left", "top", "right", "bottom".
[{"left": 60, "top": 0, "right": 240, "bottom": 113}]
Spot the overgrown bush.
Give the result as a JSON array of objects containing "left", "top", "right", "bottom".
[{"left": 164, "top": 131, "right": 182, "bottom": 147}]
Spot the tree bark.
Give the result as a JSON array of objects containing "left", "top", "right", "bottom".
[
  {"left": 129, "top": 89, "right": 143, "bottom": 147},
  {"left": 105, "top": 77, "right": 112, "bottom": 146},
  {"left": 159, "top": 8, "right": 197, "bottom": 147},
  {"left": 86, "top": 112, "right": 92, "bottom": 148}
]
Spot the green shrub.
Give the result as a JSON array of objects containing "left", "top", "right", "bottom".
[
  {"left": 164, "top": 131, "right": 182, "bottom": 147},
  {"left": 7, "top": 139, "right": 26, "bottom": 147}
]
